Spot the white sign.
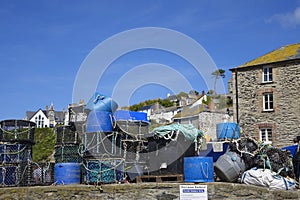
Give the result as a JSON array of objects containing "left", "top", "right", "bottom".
[{"left": 179, "top": 185, "right": 208, "bottom": 200}]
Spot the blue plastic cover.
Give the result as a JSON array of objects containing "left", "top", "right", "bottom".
[
  {"left": 113, "top": 110, "right": 149, "bottom": 122},
  {"left": 85, "top": 92, "right": 118, "bottom": 113}
]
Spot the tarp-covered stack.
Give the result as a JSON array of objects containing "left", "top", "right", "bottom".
[{"left": 147, "top": 124, "right": 204, "bottom": 175}]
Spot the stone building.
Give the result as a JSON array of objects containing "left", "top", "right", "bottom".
[{"left": 230, "top": 43, "right": 300, "bottom": 147}]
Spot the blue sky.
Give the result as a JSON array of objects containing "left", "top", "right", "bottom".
[{"left": 0, "top": 0, "right": 300, "bottom": 120}]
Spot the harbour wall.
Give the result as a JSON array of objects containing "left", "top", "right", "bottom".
[{"left": 0, "top": 182, "right": 299, "bottom": 200}]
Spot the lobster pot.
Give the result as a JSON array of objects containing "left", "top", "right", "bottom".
[
  {"left": 184, "top": 157, "right": 214, "bottom": 182},
  {"left": 84, "top": 159, "right": 124, "bottom": 184},
  {"left": 54, "top": 163, "right": 81, "bottom": 185},
  {"left": 68, "top": 104, "right": 88, "bottom": 123},
  {"left": 0, "top": 143, "right": 32, "bottom": 163},
  {"left": 216, "top": 122, "right": 240, "bottom": 140},
  {"left": 68, "top": 104, "right": 88, "bottom": 134},
  {"left": 115, "top": 120, "right": 150, "bottom": 139},
  {"left": 214, "top": 151, "right": 246, "bottom": 182},
  {"left": 0, "top": 163, "right": 31, "bottom": 187},
  {"left": 0, "top": 120, "right": 35, "bottom": 144},
  {"left": 86, "top": 111, "right": 113, "bottom": 133},
  {"left": 0, "top": 165, "right": 18, "bottom": 186},
  {"left": 55, "top": 125, "right": 80, "bottom": 145},
  {"left": 122, "top": 139, "right": 148, "bottom": 164},
  {"left": 82, "top": 132, "right": 122, "bottom": 159},
  {"left": 54, "top": 145, "right": 82, "bottom": 163},
  {"left": 31, "top": 162, "right": 54, "bottom": 186}
]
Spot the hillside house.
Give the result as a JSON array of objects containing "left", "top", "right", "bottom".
[
  {"left": 173, "top": 96, "right": 232, "bottom": 140},
  {"left": 25, "top": 104, "right": 66, "bottom": 128},
  {"left": 230, "top": 43, "right": 300, "bottom": 147}
]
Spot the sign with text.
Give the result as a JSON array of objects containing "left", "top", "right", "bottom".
[{"left": 179, "top": 185, "right": 208, "bottom": 200}]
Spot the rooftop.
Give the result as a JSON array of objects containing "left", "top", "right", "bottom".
[{"left": 237, "top": 43, "right": 300, "bottom": 68}]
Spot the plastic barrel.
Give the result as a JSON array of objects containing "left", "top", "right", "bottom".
[
  {"left": 54, "top": 163, "right": 81, "bottom": 185},
  {"left": 216, "top": 123, "right": 240, "bottom": 139},
  {"left": 86, "top": 110, "right": 113, "bottom": 132},
  {"left": 114, "top": 110, "right": 149, "bottom": 122},
  {"left": 214, "top": 151, "right": 246, "bottom": 182},
  {"left": 184, "top": 157, "right": 214, "bottom": 182}
]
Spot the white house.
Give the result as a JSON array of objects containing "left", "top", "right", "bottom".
[{"left": 25, "top": 104, "right": 66, "bottom": 128}]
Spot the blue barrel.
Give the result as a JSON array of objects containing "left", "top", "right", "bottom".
[
  {"left": 114, "top": 110, "right": 149, "bottom": 122},
  {"left": 184, "top": 157, "right": 214, "bottom": 182},
  {"left": 216, "top": 122, "right": 240, "bottom": 139},
  {"left": 85, "top": 92, "right": 118, "bottom": 113},
  {"left": 54, "top": 163, "right": 81, "bottom": 185},
  {"left": 86, "top": 110, "right": 113, "bottom": 132}
]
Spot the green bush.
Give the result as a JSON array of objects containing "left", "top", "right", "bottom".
[{"left": 32, "top": 128, "right": 56, "bottom": 162}]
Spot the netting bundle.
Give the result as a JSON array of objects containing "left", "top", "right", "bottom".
[
  {"left": 257, "top": 146, "right": 295, "bottom": 178},
  {"left": 229, "top": 137, "right": 259, "bottom": 169}
]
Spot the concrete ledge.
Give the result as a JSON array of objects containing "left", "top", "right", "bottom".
[{"left": 0, "top": 182, "right": 299, "bottom": 199}]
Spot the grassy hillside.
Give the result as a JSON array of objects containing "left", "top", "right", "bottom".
[{"left": 32, "top": 128, "right": 56, "bottom": 162}]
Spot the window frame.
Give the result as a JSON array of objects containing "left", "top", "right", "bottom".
[
  {"left": 263, "top": 93, "right": 274, "bottom": 111},
  {"left": 259, "top": 128, "right": 273, "bottom": 144},
  {"left": 262, "top": 66, "right": 273, "bottom": 83}
]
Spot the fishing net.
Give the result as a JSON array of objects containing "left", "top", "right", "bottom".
[{"left": 257, "top": 146, "right": 295, "bottom": 178}]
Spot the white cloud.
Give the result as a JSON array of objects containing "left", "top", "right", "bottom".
[{"left": 268, "top": 6, "right": 300, "bottom": 28}]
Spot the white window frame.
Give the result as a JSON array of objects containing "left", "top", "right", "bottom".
[
  {"left": 260, "top": 128, "right": 273, "bottom": 144},
  {"left": 263, "top": 66, "right": 273, "bottom": 83},
  {"left": 263, "top": 93, "right": 274, "bottom": 111}
]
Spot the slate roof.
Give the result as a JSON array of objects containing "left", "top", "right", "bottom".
[{"left": 237, "top": 43, "right": 300, "bottom": 68}]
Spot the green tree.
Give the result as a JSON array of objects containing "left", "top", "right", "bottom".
[
  {"left": 212, "top": 69, "right": 225, "bottom": 95},
  {"left": 32, "top": 128, "right": 56, "bottom": 162}
]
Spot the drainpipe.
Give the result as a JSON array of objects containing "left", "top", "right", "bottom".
[{"left": 235, "top": 68, "right": 239, "bottom": 124}]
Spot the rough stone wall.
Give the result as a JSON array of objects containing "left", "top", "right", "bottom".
[
  {"left": 231, "top": 61, "right": 300, "bottom": 147},
  {"left": 198, "top": 112, "right": 231, "bottom": 140},
  {"left": 0, "top": 183, "right": 299, "bottom": 200}
]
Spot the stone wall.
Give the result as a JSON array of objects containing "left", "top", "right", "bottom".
[
  {"left": 0, "top": 183, "right": 299, "bottom": 200},
  {"left": 231, "top": 61, "right": 300, "bottom": 147}
]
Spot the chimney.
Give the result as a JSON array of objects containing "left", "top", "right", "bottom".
[{"left": 46, "top": 105, "right": 49, "bottom": 112}]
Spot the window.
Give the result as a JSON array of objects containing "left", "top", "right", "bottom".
[
  {"left": 260, "top": 128, "right": 273, "bottom": 144},
  {"left": 263, "top": 67, "right": 273, "bottom": 83},
  {"left": 263, "top": 93, "right": 274, "bottom": 111}
]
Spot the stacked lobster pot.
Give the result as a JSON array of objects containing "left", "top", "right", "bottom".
[
  {"left": 82, "top": 92, "right": 125, "bottom": 184},
  {"left": 113, "top": 110, "right": 149, "bottom": 181},
  {"left": 54, "top": 124, "right": 82, "bottom": 185},
  {"left": 0, "top": 119, "right": 35, "bottom": 187}
]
